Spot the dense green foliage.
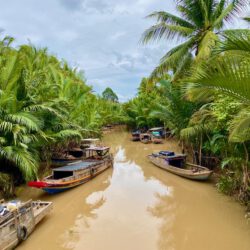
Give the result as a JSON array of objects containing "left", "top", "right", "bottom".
[
  {"left": 0, "top": 37, "right": 123, "bottom": 196},
  {"left": 125, "top": 0, "right": 250, "bottom": 204}
]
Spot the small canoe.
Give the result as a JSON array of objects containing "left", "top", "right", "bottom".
[
  {"left": 148, "top": 153, "right": 213, "bottom": 181},
  {"left": 0, "top": 199, "right": 52, "bottom": 250},
  {"left": 29, "top": 147, "right": 113, "bottom": 194}
]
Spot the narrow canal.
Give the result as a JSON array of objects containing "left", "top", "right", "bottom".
[{"left": 17, "top": 130, "right": 250, "bottom": 250}]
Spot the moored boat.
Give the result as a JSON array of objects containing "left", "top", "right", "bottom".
[
  {"left": 131, "top": 130, "right": 141, "bottom": 141},
  {"left": 28, "top": 146, "right": 113, "bottom": 194},
  {"left": 140, "top": 133, "right": 152, "bottom": 144},
  {"left": 148, "top": 151, "right": 213, "bottom": 180},
  {"left": 0, "top": 199, "right": 52, "bottom": 250},
  {"left": 148, "top": 127, "right": 165, "bottom": 137},
  {"left": 151, "top": 134, "right": 163, "bottom": 144}
]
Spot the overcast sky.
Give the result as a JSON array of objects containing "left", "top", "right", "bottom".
[{"left": 0, "top": 0, "right": 249, "bottom": 101}]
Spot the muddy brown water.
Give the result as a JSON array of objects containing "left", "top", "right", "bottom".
[{"left": 16, "top": 131, "right": 250, "bottom": 250}]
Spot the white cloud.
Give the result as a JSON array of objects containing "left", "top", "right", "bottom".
[{"left": 0, "top": 0, "right": 248, "bottom": 101}]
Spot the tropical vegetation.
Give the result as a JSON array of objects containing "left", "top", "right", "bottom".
[
  {"left": 1, "top": 0, "right": 249, "bottom": 207},
  {"left": 0, "top": 37, "right": 123, "bottom": 197},
  {"left": 124, "top": 0, "right": 250, "bottom": 205}
]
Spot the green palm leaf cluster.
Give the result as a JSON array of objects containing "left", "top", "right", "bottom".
[
  {"left": 150, "top": 80, "right": 199, "bottom": 137},
  {"left": 186, "top": 29, "right": 250, "bottom": 143},
  {"left": 123, "top": 78, "right": 165, "bottom": 128}
]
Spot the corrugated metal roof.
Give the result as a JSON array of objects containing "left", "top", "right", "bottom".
[
  {"left": 86, "top": 146, "right": 110, "bottom": 151},
  {"left": 53, "top": 160, "right": 101, "bottom": 171},
  {"left": 149, "top": 127, "right": 164, "bottom": 131}
]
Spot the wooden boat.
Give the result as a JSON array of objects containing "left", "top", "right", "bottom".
[
  {"left": 149, "top": 127, "right": 164, "bottom": 144},
  {"left": 140, "top": 133, "right": 152, "bottom": 144},
  {"left": 131, "top": 130, "right": 141, "bottom": 141},
  {"left": 0, "top": 199, "right": 52, "bottom": 250},
  {"left": 28, "top": 146, "right": 113, "bottom": 194},
  {"left": 148, "top": 151, "right": 213, "bottom": 180}
]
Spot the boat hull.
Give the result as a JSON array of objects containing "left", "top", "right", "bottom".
[
  {"left": 131, "top": 137, "right": 140, "bottom": 141},
  {"left": 148, "top": 155, "right": 213, "bottom": 181}
]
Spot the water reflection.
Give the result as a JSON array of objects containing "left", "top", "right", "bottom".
[
  {"left": 105, "top": 131, "right": 250, "bottom": 250},
  {"left": 59, "top": 146, "right": 171, "bottom": 250}
]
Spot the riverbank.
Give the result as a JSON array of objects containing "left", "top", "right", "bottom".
[{"left": 15, "top": 130, "right": 250, "bottom": 250}]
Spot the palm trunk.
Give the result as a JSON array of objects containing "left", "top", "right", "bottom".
[
  {"left": 199, "top": 134, "right": 203, "bottom": 165},
  {"left": 242, "top": 143, "right": 249, "bottom": 193}
]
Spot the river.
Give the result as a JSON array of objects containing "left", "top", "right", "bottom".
[{"left": 16, "top": 130, "right": 250, "bottom": 250}]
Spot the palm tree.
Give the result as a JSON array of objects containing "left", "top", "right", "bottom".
[
  {"left": 185, "top": 29, "right": 250, "bottom": 142},
  {"left": 0, "top": 36, "right": 125, "bottom": 196},
  {"left": 183, "top": 29, "right": 250, "bottom": 193},
  {"left": 0, "top": 49, "right": 40, "bottom": 182},
  {"left": 141, "top": 0, "right": 248, "bottom": 79},
  {"left": 150, "top": 80, "right": 199, "bottom": 138}
]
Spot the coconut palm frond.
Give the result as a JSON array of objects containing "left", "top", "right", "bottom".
[
  {"left": 216, "top": 29, "right": 250, "bottom": 54},
  {"left": 141, "top": 23, "right": 193, "bottom": 44},
  {"left": 51, "top": 129, "right": 82, "bottom": 140},
  {"left": 5, "top": 112, "right": 42, "bottom": 132},
  {"left": 229, "top": 108, "right": 250, "bottom": 142},
  {"left": 146, "top": 11, "right": 195, "bottom": 28},
  {"left": 0, "top": 146, "right": 38, "bottom": 180},
  {"left": 187, "top": 56, "right": 250, "bottom": 102},
  {"left": 150, "top": 39, "right": 194, "bottom": 80}
]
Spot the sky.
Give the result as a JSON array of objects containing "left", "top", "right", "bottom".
[{"left": 0, "top": 0, "right": 249, "bottom": 101}]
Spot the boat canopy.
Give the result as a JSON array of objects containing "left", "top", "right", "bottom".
[
  {"left": 149, "top": 127, "right": 164, "bottom": 131},
  {"left": 53, "top": 160, "right": 100, "bottom": 172}
]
